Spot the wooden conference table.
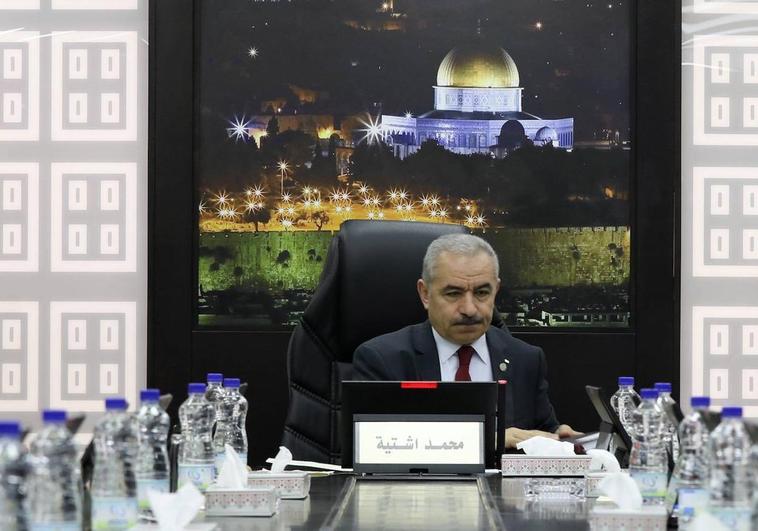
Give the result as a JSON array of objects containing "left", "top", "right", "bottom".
[{"left": 199, "top": 473, "right": 598, "bottom": 530}]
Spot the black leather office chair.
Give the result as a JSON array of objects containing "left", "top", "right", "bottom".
[{"left": 281, "top": 220, "right": 505, "bottom": 463}]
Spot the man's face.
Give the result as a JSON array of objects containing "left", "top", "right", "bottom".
[{"left": 417, "top": 251, "right": 500, "bottom": 345}]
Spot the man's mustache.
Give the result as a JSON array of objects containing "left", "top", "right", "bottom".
[{"left": 453, "top": 316, "right": 484, "bottom": 326}]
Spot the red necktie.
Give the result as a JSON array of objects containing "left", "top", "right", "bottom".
[{"left": 455, "top": 345, "right": 476, "bottom": 381}]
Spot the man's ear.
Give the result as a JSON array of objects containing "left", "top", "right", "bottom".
[{"left": 417, "top": 278, "right": 430, "bottom": 309}]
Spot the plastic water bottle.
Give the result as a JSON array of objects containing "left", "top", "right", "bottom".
[
  {"left": 225, "top": 378, "right": 248, "bottom": 466},
  {"left": 708, "top": 406, "right": 752, "bottom": 530},
  {"left": 610, "top": 376, "right": 640, "bottom": 431},
  {"left": 135, "top": 389, "right": 170, "bottom": 518},
  {"left": 0, "top": 421, "right": 27, "bottom": 531},
  {"left": 670, "top": 396, "right": 711, "bottom": 516},
  {"left": 178, "top": 383, "right": 216, "bottom": 492},
  {"left": 91, "top": 397, "right": 139, "bottom": 530},
  {"left": 205, "top": 373, "right": 224, "bottom": 424},
  {"left": 26, "top": 410, "right": 81, "bottom": 530},
  {"left": 213, "top": 378, "right": 248, "bottom": 471},
  {"left": 654, "top": 382, "right": 680, "bottom": 462},
  {"left": 628, "top": 388, "right": 667, "bottom": 505}
]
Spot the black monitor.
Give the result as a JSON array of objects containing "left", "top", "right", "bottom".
[
  {"left": 585, "top": 385, "right": 633, "bottom": 467},
  {"left": 659, "top": 399, "right": 720, "bottom": 432},
  {"left": 341, "top": 381, "right": 498, "bottom": 470},
  {"left": 660, "top": 399, "right": 684, "bottom": 428},
  {"left": 701, "top": 410, "right": 721, "bottom": 432}
]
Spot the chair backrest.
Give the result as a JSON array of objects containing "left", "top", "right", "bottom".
[{"left": 281, "top": 220, "right": 466, "bottom": 463}]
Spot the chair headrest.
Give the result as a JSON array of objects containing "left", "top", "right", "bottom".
[{"left": 335, "top": 220, "right": 466, "bottom": 359}]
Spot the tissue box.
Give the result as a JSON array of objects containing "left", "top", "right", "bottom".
[
  {"left": 589, "top": 504, "right": 668, "bottom": 531},
  {"left": 247, "top": 471, "right": 310, "bottom": 499},
  {"left": 524, "top": 477, "right": 586, "bottom": 499},
  {"left": 501, "top": 455, "right": 592, "bottom": 476},
  {"left": 585, "top": 472, "right": 620, "bottom": 497},
  {"left": 204, "top": 486, "right": 279, "bottom": 517}
]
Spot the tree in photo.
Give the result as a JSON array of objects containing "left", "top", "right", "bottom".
[{"left": 243, "top": 206, "right": 272, "bottom": 232}]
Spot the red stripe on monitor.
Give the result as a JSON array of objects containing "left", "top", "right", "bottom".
[{"left": 400, "top": 381, "right": 439, "bottom": 389}]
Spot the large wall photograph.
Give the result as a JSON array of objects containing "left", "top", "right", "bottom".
[{"left": 195, "top": 0, "right": 632, "bottom": 330}]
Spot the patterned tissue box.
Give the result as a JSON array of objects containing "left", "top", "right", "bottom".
[
  {"left": 247, "top": 471, "right": 311, "bottom": 499},
  {"left": 501, "top": 455, "right": 592, "bottom": 476},
  {"left": 585, "top": 471, "right": 631, "bottom": 497},
  {"left": 585, "top": 472, "right": 609, "bottom": 497},
  {"left": 589, "top": 504, "right": 667, "bottom": 531},
  {"left": 204, "top": 486, "right": 279, "bottom": 517}
]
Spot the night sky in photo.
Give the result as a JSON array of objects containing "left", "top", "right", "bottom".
[{"left": 197, "top": 0, "right": 631, "bottom": 179}]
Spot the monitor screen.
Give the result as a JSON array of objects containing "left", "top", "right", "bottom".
[{"left": 341, "top": 381, "right": 498, "bottom": 470}]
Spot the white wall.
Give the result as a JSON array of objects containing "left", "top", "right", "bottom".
[
  {"left": 0, "top": 0, "right": 148, "bottom": 432},
  {"left": 681, "top": 0, "right": 758, "bottom": 415}
]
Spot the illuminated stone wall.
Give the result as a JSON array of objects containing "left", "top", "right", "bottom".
[
  {"left": 490, "top": 226, "right": 630, "bottom": 288},
  {"left": 199, "top": 231, "right": 332, "bottom": 292},
  {"left": 198, "top": 226, "right": 630, "bottom": 293}
]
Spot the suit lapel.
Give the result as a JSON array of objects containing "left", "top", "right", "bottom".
[
  {"left": 486, "top": 328, "right": 515, "bottom": 428},
  {"left": 412, "top": 321, "right": 442, "bottom": 380},
  {"left": 412, "top": 324, "right": 514, "bottom": 426}
]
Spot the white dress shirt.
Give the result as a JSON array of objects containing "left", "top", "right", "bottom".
[{"left": 431, "top": 327, "right": 492, "bottom": 381}]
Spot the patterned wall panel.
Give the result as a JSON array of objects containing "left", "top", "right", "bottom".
[
  {"left": 683, "top": 3, "right": 758, "bottom": 415},
  {"left": 0, "top": 2, "right": 147, "bottom": 430},
  {"left": 50, "top": 162, "right": 136, "bottom": 272},
  {"left": 0, "top": 31, "right": 40, "bottom": 141},
  {"left": 0, "top": 163, "right": 39, "bottom": 272},
  {"left": 49, "top": 301, "right": 136, "bottom": 412},
  {"left": 694, "top": 0, "right": 758, "bottom": 14}
]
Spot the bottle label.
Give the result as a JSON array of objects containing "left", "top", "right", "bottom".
[
  {"left": 137, "top": 478, "right": 170, "bottom": 510},
  {"left": 630, "top": 471, "right": 667, "bottom": 499},
  {"left": 677, "top": 487, "right": 709, "bottom": 513},
  {"left": 31, "top": 524, "right": 80, "bottom": 531},
  {"left": 91, "top": 496, "right": 138, "bottom": 530},
  {"left": 708, "top": 507, "right": 752, "bottom": 531},
  {"left": 214, "top": 451, "right": 248, "bottom": 474},
  {"left": 178, "top": 463, "right": 215, "bottom": 492}
]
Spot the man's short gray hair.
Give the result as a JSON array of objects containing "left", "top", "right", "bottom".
[{"left": 422, "top": 233, "right": 499, "bottom": 284}]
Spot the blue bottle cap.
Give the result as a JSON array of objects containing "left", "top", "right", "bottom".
[
  {"left": 223, "top": 378, "right": 240, "bottom": 388},
  {"left": 188, "top": 382, "right": 206, "bottom": 394},
  {"left": 140, "top": 389, "right": 160, "bottom": 402},
  {"left": 721, "top": 406, "right": 743, "bottom": 418},
  {"left": 0, "top": 421, "right": 21, "bottom": 437},
  {"left": 654, "top": 382, "right": 672, "bottom": 393},
  {"left": 42, "top": 409, "right": 67, "bottom": 423},
  {"left": 640, "top": 388, "right": 659, "bottom": 400},
  {"left": 618, "top": 376, "right": 635, "bottom": 386},
  {"left": 105, "top": 397, "right": 128, "bottom": 410},
  {"left": 207, "top": 373, "right": 223, "bottom": 384},
  {"left": 691, "top": 396, "right": 710, "bottom": 408}
]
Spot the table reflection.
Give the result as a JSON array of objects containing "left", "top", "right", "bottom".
[{"left": 335, "top": 480, "right": 487, "bottom": 530}]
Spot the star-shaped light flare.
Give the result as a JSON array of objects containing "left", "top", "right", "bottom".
[
  {"left": 213, "top": 191, "right": 230, "bottom": 206},
  {"left": 358, "top": 113, "right": 383, "bottom": 145},
  {"left": 226, "top": 115, "right": 251, "bottom": 142}
]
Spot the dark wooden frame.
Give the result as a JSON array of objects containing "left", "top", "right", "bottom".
[{"left": 149, "top": 0, "right": 680, "bottom": 465}]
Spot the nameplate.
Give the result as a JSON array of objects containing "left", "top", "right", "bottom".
[{"left": 353, "top": 414, "right": 484, "bottom": 474}]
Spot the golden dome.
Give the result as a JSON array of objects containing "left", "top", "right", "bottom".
[{"left": 436, "top": 44, "right": 520, "bottom": 88}]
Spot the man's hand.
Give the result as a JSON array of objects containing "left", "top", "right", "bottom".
[
  {"left": 505, "top": 427, "right": 558, "bottom": 449},
  {"left": 555, "top": 424, "right": 584, "bottom": 439}
]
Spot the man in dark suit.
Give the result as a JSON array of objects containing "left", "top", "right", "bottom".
[{"left": 353, "top": 233, "right": 580, "bottom": 448}]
